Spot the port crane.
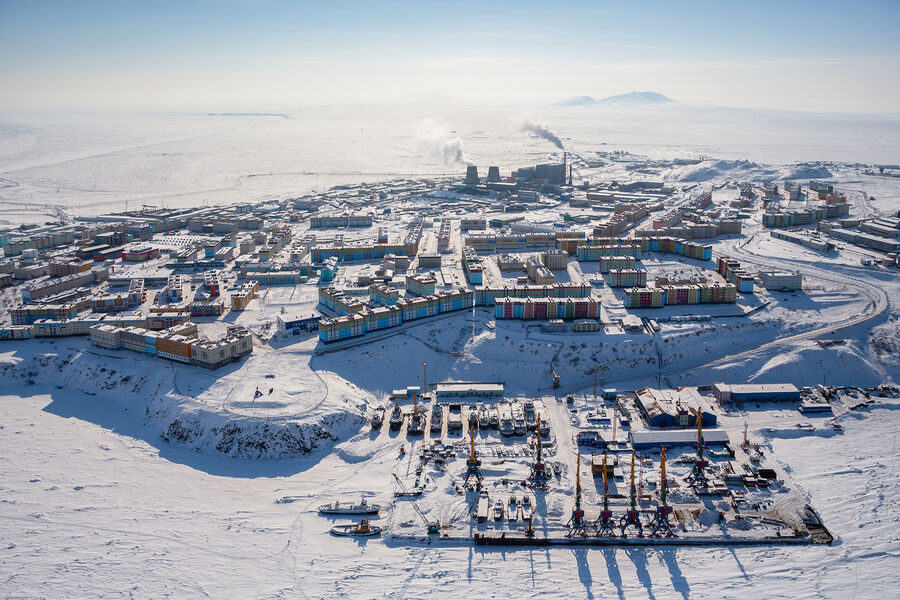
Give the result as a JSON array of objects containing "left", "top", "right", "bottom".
[
  {"left": 648, "top": 446, "right": 675, "bottom": 537},
  {"left": 566, "top": 453, "right": 589, "bottom": 537},
  {"left": 530, "top": 413, "right": 549, "bottom": 483},
  {"left": 619, "top": 451, "right": 643, "bottom": 537},
  {"left": 685, "top": 410, "right": 709, "bottom": 488},
  {"left": 392, "top": 473, "right": 440, "bottom": 534},
  {"left": 594, "top": 452, "right": 615, "bottom": 536},
  {"left": 462, "top": 426, "right": 483, "bottom": 488}
]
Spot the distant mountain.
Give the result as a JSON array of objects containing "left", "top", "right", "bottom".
[
  {"left": 598, "top": 91, "right": 675, "bottom": 105},
  {"left": 553, "top": 91, "right": 676, "bottom": 107},
  {"left": 553, "top": 95, "right": 600, "bottom": 106}
]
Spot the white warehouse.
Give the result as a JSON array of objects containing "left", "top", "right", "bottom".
[{"left": 759, "top": 270, "right": 803, "bottom": 290}]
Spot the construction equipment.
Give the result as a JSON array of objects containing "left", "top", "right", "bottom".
[
  {"left": 586, "top": 365, "right": 599, "bottom": 399},
  {"left": 530, "top": 413, "right": 549, "bottom": 483},
  {"left": 392, "top": 473, "right": 439, "bottom": 534},
  {"left": 408, "top": 391, "right": 424, "bottom": 435},
  {"left": 594, "top": 452, "right": 615, "bottom": 537},
  {"left": 551, "top": 367, "right": 560, "bottom": 389},
  {"left": 620, "top": 451, "right": 643, "bottom": 537},
  {"left": 566, "top": 453, "right": 589, "bottom": 537},
  {"left": 648, "top": 446, "right": 674, "bottom": 537},
  {"left": 462, "top": 425, "right": 483, "bottom": 488},
  {"left": 685, "top": 410, "right": 709, "bottom": 488}
]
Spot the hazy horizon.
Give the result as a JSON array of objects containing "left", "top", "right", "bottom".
[{"left": 1, "top": 1, "right": 899, "bottom": 114}]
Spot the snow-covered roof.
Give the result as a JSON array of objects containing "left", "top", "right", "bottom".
[
  {"left": 630, "top": 429, "right": 729, "bottom": 448},
  {"left": 434, "top": 382, "right": 504, "bottom": 393}
]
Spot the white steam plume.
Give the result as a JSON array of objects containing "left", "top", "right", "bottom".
[{"left": 416, "top": 119, "right": 475, "bottom": 167}]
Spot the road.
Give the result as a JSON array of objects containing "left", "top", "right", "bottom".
[{"left": 563, "top": 229, "right": 891, "bottom": 396}]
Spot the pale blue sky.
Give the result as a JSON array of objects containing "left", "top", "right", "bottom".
[{"left": 1, "top": 0, "right": 898, "bottom": 112}]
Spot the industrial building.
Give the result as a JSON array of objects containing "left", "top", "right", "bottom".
[
  {"left": 712, "top": 383, "right": 801, "bottom": 403},
  {"left": 629, "top": 429, "right": 730, "bottom": 450},
  {"left": 827, "top": 228, "right": 900, "bottom": 253},
  {"left": 634, "top": 387, "right": 717, "bottom": 428},
  {"left": 433, "top": 382, "right": 504, "bottom": 400}
]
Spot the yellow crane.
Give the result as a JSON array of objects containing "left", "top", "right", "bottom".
[
  {"left": 594, "top": 452, "right": 615, "bottom": 536},
  {"left": 566, "top": 453, "right": 588, "bottom": 537},
  {"left": 462, "top": 424, "right": 483, "bottom": 488},
  {"left": 649, "top": 446, "right": 674, "bottom": 537},
  {"left": 686, "top": 409, "right": 709, "bottom": 487},
  {"left": 620, "top": 451, "right": 643, "bottom": 537}
]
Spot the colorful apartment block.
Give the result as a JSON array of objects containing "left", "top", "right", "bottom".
[
  {"left": 406, "top": 273, "right": 436, "bottom": 297},
  {"left": 318, "top": 288, "right": 474, "bottom": 343},
  {"left": 494, "top": 296, "right": 600, "bottom": 320},
  {"left": 437, "top": 219, "right": 452, "bottom": 250},
  {"left": 623, "top": 282, "right": 737, "bottom": 308},
  {"left": 309, "top": 213, "right": 373, "bottom": 228},
  {"left": 188, "top": 299, "right": 226, "bottom": 317},
  {"left": 121, "top": 247, "right": 160, "bottom": 261},
  {"left": 230, "top": 281, "right": 259, "bottom": 311},
  {"left": 597, "top": 255, "right": 636, "bottom": 273},
  {"left": 91, "top": 279, "right": 146, "bottom": 313},
  {"left": 607, "top": 269, "right": 648, "bottom": 287},
  {"left": 369, "top": 283, "right": 400, "bottom": 306},
  {"left": 318, "top": 286, "right": 365, "bottom": 315},
  {"left": 461, "top": 246, "right": 483, "bottom": 284}
]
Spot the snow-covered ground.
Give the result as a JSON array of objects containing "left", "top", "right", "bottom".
[
  {"left": 2, "top": 105, "right": 899, "bottom": 224},
  {"left": 2, "top": 105, "right": 900, "bottom": 597},
  {"left": 1, "top": 385, "right": 896, "bottom": 598}
]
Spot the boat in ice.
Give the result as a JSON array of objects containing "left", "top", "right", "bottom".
[
  {"left": 476, "top": 493, "right": 490, "bottom": 523},
  {"left": 524, "top": 400, "right": 537, "bottom": 430},
  {"left": 318, "top": 497, "right": 381, "bottom": 515},
  {"left": 389, "top": 405, "right": 404, "bottom": 430},
  {"left": 478, "top": 405, "right": 490, "bottom": 428},
  {"left": 468, "top": 407, "right": 478, "bottom": 427},
  {"left": 447, "top": 404, "right": 463, "bottom": 431},
  {"left": 408, "top": 410, "right": 424, "bottom": 435},
  {"left": 512, "top": 401, "right": 527, "bottom": 436},
  {"left": 430, "top": 403, "right": 443, "bottom": 432},
  {"left": 492, "top": 499, "right": 504, "bottom": 521},
  {"left": 370, "top": 405, "right": 385, "bottom": 429},
  {"left": 508, "top": 495, "right": 519, "bottom": 522},
  {"left": 489, "top": 406, "right": 499, "bottom": 428},
  {"left": 330, "top": 519, "right": 381, "bottom": 537},
  {"left": 498, "top": 402, "right": 515, "bottom": 437},
  {"left": 521, "top": 495, "right": 533, "bottom": 521}
]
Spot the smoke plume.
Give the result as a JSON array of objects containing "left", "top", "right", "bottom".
[
  {"left": 519, "top": 116, "right": 565, "bottom": 150},
  {"left": 416, "top": 119, "right": 474, "bottom": 166}
]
